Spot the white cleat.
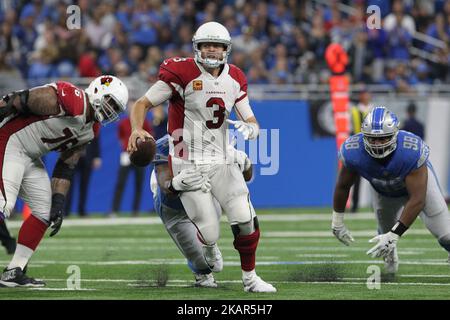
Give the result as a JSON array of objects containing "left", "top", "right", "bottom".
[
  {"left": 384, "top": 247, "right": 399, "bottom": 274},
  {"left": 242, "top": 271, "right": 277, "bottom": 293},
  {"left": 203, "top": 244, "right": 223, "bottom": 273},
  {"left": 194, "top": 273, "right": 218, "bottom": 288}
]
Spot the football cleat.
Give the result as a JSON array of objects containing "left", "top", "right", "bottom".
[
  {"left": 0, "top": 267, "right": 45, "bottom": 287},
  {"left": 242, "top": 271, "right": 277, "bottom": 293},
  {"left": 194, "top": 273, "right": 218, "bottom": 288},
  {"left": 383, "top": 246, "right": 399, "bottom": 274},
  {"left": 203, "top": 244, "right": 223, "bottom": 273}
]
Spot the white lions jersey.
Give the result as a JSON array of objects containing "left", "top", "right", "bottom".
[
  {"left": 158, "top": 57, "right": 248, "bottom": 162},
  {"left": 0, "top": 81, "right": 99, "bottom": 160}
]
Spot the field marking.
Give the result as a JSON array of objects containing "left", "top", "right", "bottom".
[
  {"left": 5, "top": 213, "right": 377, "bottom": 229},
  {"left": 265, "top": 230, "right": 433, "bottom": 237},
  {"left": 27, "top": 288, "right": 96, "bottom": 291},
  {"left": 28, "top": 278, "right": 450, "bottom": 288},
  {"left": 0, "top": 259, "right": 447, "bottom": 266}
]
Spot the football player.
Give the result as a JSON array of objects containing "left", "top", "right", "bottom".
[
  {"left": 332, "top": 106, "right": 450, "bottom": 273},
  {"left": 0, "top": 75, "right": 128, "bottom": 286},
  {"left": 150, "top": 134, "right": 253, "bottom": 288},
  {"left": 128, "top": 22, "right": 276, "bottom": 292}
]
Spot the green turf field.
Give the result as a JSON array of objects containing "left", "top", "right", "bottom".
[{"left": 1, "top": 208, "right": 449, "bottom": 300}]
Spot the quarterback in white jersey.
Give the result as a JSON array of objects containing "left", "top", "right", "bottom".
[
  {"left": 128, "top": 22, "right": 275, "bottom": 293},
  {"left": 0, "top": 75, "right": 128, "bottom": 287}
]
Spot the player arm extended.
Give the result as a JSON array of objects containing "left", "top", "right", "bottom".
[
  {"left": 398, "top": 165, "right": 428, "bottom": 228},
  {"left": 333, "top": 165, "right": 360, "bottom": 213},
  {"left": 0, "top": 86, "right": 60, "bottom": 119},
  {"left": 128, "top": 81, "right": 171, "bottom": 153},
  {"left": 47, "top": 145, "right": 86, "bottom": 236}
]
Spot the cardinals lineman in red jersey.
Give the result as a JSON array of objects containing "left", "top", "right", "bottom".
[
  {"left": 128, "top": 21, "right": 276, "bottom": 293},
  {"left": 0, "top": 75, "right": 128, "bottom": 287}
]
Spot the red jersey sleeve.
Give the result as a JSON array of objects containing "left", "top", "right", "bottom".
[
  {"left": 158, "top": 57, "right": 201, "bottom": 94},
  {"left": 228, "top": 64, "right": 248, "bottom": 103},
  {"left": 54, "top": 81, "right": 86, "bottom": 116}
]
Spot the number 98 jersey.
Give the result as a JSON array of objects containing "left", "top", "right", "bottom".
[
  {"left": 339, "top": 130, "right": 430, "bottom": 197},
  {"left": 158, "top": 57, "right": 247, "bottom": 162}
]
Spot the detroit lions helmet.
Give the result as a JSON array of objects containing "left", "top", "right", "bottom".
[
  {"left": 192, "top": 21, "right": 232, "bottom": 68},
  {"left": 361, "top": 106, "right": 400, "bottom": 158},
  {"left": 85, "top": 75, "right": 129, "bottom": 126}
]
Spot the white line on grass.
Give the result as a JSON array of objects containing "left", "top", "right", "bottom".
[
  {"left": 0, "top": 259, "right": 447, "bottom": 266},
  {"left": 5, "top": 213, "right": 377, "bottom": 228},
  {"left": 35, "top": 278, "right": 450, "bottom": 288},
  {"left": 265, "top": 230, "right": 433, "bottom": 237}
]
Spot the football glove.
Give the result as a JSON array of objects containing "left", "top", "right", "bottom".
[
  {"left": 49, "top": 193, "right": 65, "bottom": 237},
  {"left": 331, "top": 211, "right": 354, "bottom": 246},
  {"left": 171, "top": 168, "right": 207, "bottom": 192},
  {"left": 366, "top": 231, "right": 399, "bottom": 258},
  {"left": 226, "top": 119, "right": 259, "bottom": 140}
]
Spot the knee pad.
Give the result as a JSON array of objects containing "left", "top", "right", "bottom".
[
  {"left": 223, "top": 194, "right": 254, "bottom": 225},
  {"left": 196, "top": 224, "right": 220, "bottom": 245}
]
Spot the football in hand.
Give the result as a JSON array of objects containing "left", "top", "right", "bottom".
[{"left": 130, "top": 137, "right": 156, "bottom": 167}]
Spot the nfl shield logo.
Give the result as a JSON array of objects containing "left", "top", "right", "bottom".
[{"left": 193, "top": 80, "right": 203, "bottom": 91}]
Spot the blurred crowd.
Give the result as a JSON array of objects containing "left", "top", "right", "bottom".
[{"left": 1, "top": 0, "right": 450, "bottom": 92}]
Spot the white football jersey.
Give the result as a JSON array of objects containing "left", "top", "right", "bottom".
[
  {"left": 158, "top": 57, "right": 248, "bottom": 162},
  {"left": 0, "top": 81, "right": 98, "bottom": 160}
]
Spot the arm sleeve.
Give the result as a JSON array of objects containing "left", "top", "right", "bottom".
[
  {"left": 144, "top": 80, "right": 173, "bottom": 107},
  {"left": 234, "top": 96, "right": 254, "bottom": 121}
]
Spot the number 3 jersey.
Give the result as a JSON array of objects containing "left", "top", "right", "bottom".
[
  {"left": 157, "top": 57, "right": 247, "bottom": 162},
  {"left": 0, "top": 81, "right": 98, "bottom": 160},
  {"left": 339, "top": 130, "right": 430, "bottom": 197}
]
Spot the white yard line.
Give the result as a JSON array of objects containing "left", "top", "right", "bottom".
[
  {"left": 0, "top": 259, "right": 447, "bottom": 266},
  {"left": 5, "top": 213, "right": 377, "bottom": 228},
  {"left": 28, "top": 278, "right": 450, "bottom": 288},
  {"left": 265, "top": 230, "right": 433, "bottom": 237}
]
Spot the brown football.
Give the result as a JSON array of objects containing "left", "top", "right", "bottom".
[{"left": 130, "top": 137, "right": 156, "bottom": 167}]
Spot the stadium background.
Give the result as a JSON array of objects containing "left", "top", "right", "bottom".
[{"left": 0, "top": 0, "right": 449, "bottom": 214}]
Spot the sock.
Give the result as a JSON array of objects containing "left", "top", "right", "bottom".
[
  {"left": 7, "top": 215, "right": 47, "bottom": 270},
  {"left": 233, "top": 228, "right": 260, "bottom": 272}
]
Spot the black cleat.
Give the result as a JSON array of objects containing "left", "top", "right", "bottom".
[
  {"left": 0, "top": 267, "right": 45, "bottom": 287},
  {"left": 1, "top": 237, "right": 16, "bottom": 255}
]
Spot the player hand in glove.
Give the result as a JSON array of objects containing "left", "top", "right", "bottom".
[
  {"left": 331, "top": 211, "right": 355, "bottom": 246},
  {"left": 170, "top": 168, "right": 208, "bottom": 192},
  {"left": 49, "top": 193, "right": 65, "bottom": 237},
  {"left": 366, "top": 231, "right": 399, "bottom": 258},
  {"left": 226, "top": 119, "right": 259, "bottom": 140}
]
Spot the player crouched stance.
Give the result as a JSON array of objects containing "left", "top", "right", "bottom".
[
  {"left": 128, "top": 22, "right": 275, "bottom": 292},
  {"left": 0, "top": 75, "right": 128, "bottom": 286},
  {"left": 332, "top": 106, "right": 450, "bottom": 273}
]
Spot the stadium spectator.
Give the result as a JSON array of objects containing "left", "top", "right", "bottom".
[{"left": 402, "top": 102, "right": 425, "bottom": 139}]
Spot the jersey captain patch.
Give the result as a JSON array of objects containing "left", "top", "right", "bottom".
[{"left": 193, "top": 80, "right": 203, "bottom": 91}]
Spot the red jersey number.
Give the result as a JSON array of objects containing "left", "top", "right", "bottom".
[
  {"left": 206, "top": 98, "right": 226, "bottom": 129},
  {"left": 41, "top": 127, "right": 79, "bottom": 152}
]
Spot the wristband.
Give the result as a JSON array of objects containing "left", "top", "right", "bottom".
[
  {"left": 167, "top": 180, "right": 179, "bottom": 194},
  {"left": 391, "top": 220, "right": 408, "bottom": 236}
]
